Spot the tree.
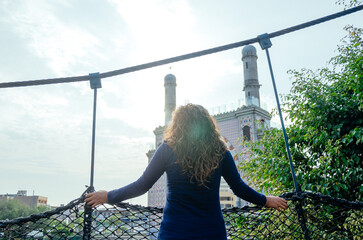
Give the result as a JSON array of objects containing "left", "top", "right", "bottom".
[
  {"left": 0, "top": 199, "right": 49, "bottom": 220},
  {"left": 0, "top": 199, "right": 32, "bottom": 220},
  {"left": 240, "top": 25, "right": 362, "bottom": 202}
]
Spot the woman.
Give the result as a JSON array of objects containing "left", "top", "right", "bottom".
[{"left": 85, "top": 104, "right": 287, "bottom": 240}]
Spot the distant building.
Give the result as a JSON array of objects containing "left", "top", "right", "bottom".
[
  {"left": 147, "top": 45, "right": 270, "bottom": 208},
  {"left": 0, "top": 190, "right": 48, "bottom": 208},
  {"left": 220, "top": 190, "right": 236, "bottom": 209}
]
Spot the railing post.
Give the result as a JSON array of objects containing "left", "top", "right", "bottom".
[
  {"left": 89, "top": 72, "right": 102, "bottom": 187},
  {"left": 257, "top": 33, "right": 299, "bottom": 192},
  {"left": 257, "top": 34, "right": 310, "bottom": 240},
  {"left": 83, "top": 186, "right": 94, "bottom": 240},
  {"left": 83, "top": 73, "right": 102, "bottom": 239},
  {"left": 294, "top": 194, "right": 310, "bottom": 240}
]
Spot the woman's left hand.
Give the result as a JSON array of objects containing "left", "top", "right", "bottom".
[
  {"left": 265, "top": 196, "right": 288, "bottom": 211},
  {"left": 85, "top": 190, "right": 108, "bottom": 208}
]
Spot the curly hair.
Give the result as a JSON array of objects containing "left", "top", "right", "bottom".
[{"left": 164, "top": 104, "right": 227, "bottom": 186}]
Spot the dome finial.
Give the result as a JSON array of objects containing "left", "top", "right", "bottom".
[{"left": 242, "top": 45, "right": 257, "bottom": 59}]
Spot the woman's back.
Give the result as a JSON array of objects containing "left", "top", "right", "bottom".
[
  {"left": 160, "top": 142, "right": 225, "bottom": 239},
  {"left": 156, "top": 142, "right": 266, "bottom": 240}
]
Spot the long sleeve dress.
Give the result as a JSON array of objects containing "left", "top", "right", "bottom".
[{"left": 107, "top": 142, "right": 266, "bottom": 240}]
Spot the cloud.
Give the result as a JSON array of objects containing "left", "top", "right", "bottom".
[
  {"left": 107, "top": 0, "right": 248, "bottom": 117},
  {"left": 0, "top": 0, "right": 103, "bottom": 76},
  {"left": 109, "top": 0, "right": 196, "bottom": 61}
]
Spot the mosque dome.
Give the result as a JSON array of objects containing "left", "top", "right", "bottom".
[
  {"left": 242, "top": 45, "right": 257, "bottom": 57},
  {"left": 164, "top": 73, "right": 176, "bottom": 83}
]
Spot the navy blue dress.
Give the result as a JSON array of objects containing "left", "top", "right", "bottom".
[{"left": 108, "top": 142, "right": 266, "bottom": 240}]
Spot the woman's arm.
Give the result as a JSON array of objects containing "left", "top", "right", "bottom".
[
  {"left": 222, "top": 151, "right": 266, "bottom": 206},
  {"left": 85, "top": 142, "right": 169, "bottom": 207},
  {"left": 222, "top": 151, "right": 287, "bottom": 211}
]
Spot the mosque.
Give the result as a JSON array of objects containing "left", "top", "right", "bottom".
[{"left": 146, "top": 45, "right": 271, "bottom": 208}]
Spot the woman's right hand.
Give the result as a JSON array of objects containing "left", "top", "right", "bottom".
[
  {"left": 265, "top": 196, "right": 288, "bottom": 211},
  {"left": 85, "top": 190, "right": 108, "bottom": 208}
]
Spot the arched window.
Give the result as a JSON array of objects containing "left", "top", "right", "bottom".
[{"left": 243, "top": 125, "right": 251, "bottom": 141}]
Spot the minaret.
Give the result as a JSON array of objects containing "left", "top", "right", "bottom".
[
  {"left": 164, "top": 73, "right": 177, "bottom": 125},
  {"left": 242, "top": 45, "right": 261, "bottom": 107}
]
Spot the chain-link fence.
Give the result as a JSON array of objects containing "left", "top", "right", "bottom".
[{"left": 0, "top": 189, "right": 361, "bottom": 240}]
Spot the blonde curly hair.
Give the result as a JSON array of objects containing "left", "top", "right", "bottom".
[{"left": 164, "top": 104, "right": 227, "bottom": 186}]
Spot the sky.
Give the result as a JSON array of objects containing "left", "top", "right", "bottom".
[{"left": 0, "top": 0, "right": 362, "bottom": 207}]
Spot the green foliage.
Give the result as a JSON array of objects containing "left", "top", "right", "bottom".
[
  {"left": 336, "top": 0, "right": 363, "bottom": 8},
  {"left": 240, "top": 26, "right": 363, "bottom": 202},
  {"left": 307, "top": 208, "right": 363, "bottom": 240},
  {"left": 240, "top": 128, "right": 301, "bottom": 195},
  {"left": 232, "top": 209, "right": 303, "bottom": 240},
  {"left": 0, "top": 199, "right": 49, "bottom": 220},
  {"left": 225, "top": 204, "right": 362, "bottom": 239},
  {"left": 48, "top": 223, "right": 75, "bottom": 237}
]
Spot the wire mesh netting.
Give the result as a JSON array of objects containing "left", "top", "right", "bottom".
[
  {"left": 0, "top": 190, "right": 362, "bottom": 239},
  {"left": 224, "top": 192, "right": 363, "bottom": 240}
]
